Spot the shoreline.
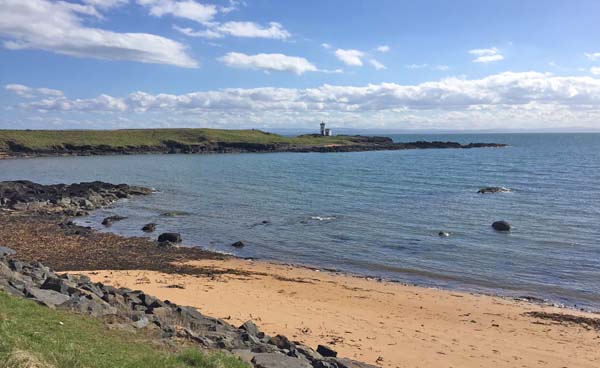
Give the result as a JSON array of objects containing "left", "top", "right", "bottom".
[{"left": 74, "top": 258, "right": 600, "bottom": 368}]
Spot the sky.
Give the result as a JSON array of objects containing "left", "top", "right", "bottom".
[{"left": 2, "top": 0, "right": 600, "bottom": 131}]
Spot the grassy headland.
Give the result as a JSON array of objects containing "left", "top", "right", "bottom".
[{"left": 0, "top": 291, "right": 248, "bottom": 368}]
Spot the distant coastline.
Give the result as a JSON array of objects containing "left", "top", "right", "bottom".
[{"left": 0, "top": 128, "right": 507, "bottom": 159}]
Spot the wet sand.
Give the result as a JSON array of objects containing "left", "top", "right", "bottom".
[{"left": 78, "top": 258, "right": 600, "bottom": 368}]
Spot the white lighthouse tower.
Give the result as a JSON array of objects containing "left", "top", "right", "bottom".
[{"left": 320, "top": 121, "right": 326, "bottom": 136}]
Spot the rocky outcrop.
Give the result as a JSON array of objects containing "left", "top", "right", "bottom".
[
  {"left": 157, "top": 232, "right": 182, "bottom": 243},
  {"left": 0, "top": 181, "right": 152, "bottom": 216},
  {"left": 0, "top": 256, "right": 377, "bottom": 368}
]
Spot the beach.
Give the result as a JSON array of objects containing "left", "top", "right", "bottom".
[{"left": 78, "top": 259, "right": 600, "bottom": 368}]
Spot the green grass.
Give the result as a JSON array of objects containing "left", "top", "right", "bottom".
[
  {"left": 0, "top": 291, "right": 249, "bottom": 368},
  {"left": 0, "top": 128, "right": 359, "bottom": 151}
]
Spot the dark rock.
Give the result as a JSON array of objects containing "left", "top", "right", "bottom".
[
  {"left": 231, "top": 241, "right": 245, "bottom": 248},
  {"left": 240, "top": 320, "right": 264, "bottom": 338},
  {"left": 157, "top": 233, "right": 182, "bottom": 243},
  {"left": 492, "top": 221, "right": 511, "bottom": 232},
  {"left": 252, "top": 353, "right": 312, "bottom": 368},
  {"left": 59, "top": 294, "right": 117, "bottom": 317},
  {"left": 478, "top": 187, "right": 511, "bottom": 194},
  {"left": 438, "top": 231, "right": 450, "bottom": 237},
  {"left": 269, "top": 334, "right": 293, "bottom": 350},
  {"left": 160, "top": 211, "right": 189, "bottom": 217},
  {"left": 101, "top": 215, "right": 127, "bottom": 226},
  {"left": 41, "top": 276, "right": 77, "bottom": 295},
  {"left": 142, "top": 223, "right": 157, "bottom": 232},
  {"left": 317, "top": 345, "right": 337, "bottom": 358},
  {"left": 0, "top": 246, "right": 16, "bottom": 257}
]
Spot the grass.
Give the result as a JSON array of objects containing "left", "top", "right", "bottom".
[
  {"left": 0, "top": 291, "right": 249, "bottom": 368},
  {"left": 0, "top": 128, "right": 359, "bottom": 151}
]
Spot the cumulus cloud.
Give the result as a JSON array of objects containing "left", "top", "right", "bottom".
[
  {"left": 137, "top": 0, "right": 217, "bottom": 24},
  {"left": 321, "top": 43, "right": 332, "bottom": 49},
  {"left": 405, "top": 64, "right": 450, "bottom": 71},
  {"left": 11, "top": 72, "right": 600, "bottom": 114},
  {"left": 0, "top": 0, "right": 198, "bottom": 68},
  {"left": 219, "top": 52, "right": 318, "bottom": 75},
  {"left": 335, "top": 49, "right": 364, "bottom": 66},
  {"left": 369, "top": 59, "right": 385, "bottom": 70},
  {"left": 175, "top": 21, "right": 290, "bottom": 39},
  {"left": 376, "top": 45, "right": 390, "bottom": 53},
  {"left": 469, "top": 47, "right": 504, "bottom": 63},
  {"left": 585, "top": 52, "right": 600, "bottom": 61}
]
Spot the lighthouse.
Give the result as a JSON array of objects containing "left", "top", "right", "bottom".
[{"left": 320, "top": 121, "right": 326, "bottom": 136}]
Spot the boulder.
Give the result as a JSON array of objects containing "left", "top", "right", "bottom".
[
  {"left": 268, "top": 334, "right": 293, "bottom": 350},
  {"left": 240, "top": 320, "right": 264, "bottom": 338},
  {"left": 492, "top": 221, "right": 511, "bottom": 232},
  {"left": 251, "top": 353, "right": 312, "bottom": 368},
  {"left": 231, "top": 241, "right": 245, "bottom": 248},
  {"left": 41, "top": 276, "right": 77, "bottom": 295},
  {"left": 317, "top": 344, "right": 337, "bottom": 358},
  {"left": 142, "top": 223, "right": 157, "bottom": 232},
  {"left": 0, "top": 246, "right": 16, "bottom": 257},
  {"left": 157, "top": 233, "right": 182, "bottom": 243},
  {"left": 478, "top": 187, "right": 511, "bottom": 194},
  {"left": 438, "top": 231, "right": 450, "bottom": 237},
  {"left": 101, "top": 215, "right": 127, "bottom": 226},
  {"left": 25, "top": 287, "right": 71, "bottom": 307}
]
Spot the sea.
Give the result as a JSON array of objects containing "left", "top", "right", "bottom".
[{"left": 1, "top": 133, "right": 599, "bottom": 310}]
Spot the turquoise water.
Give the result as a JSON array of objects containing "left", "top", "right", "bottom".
[{"left": 1, "top": 133, "right": 599, "bottom": 309}]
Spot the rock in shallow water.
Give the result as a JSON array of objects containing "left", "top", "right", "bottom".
[
  {"left": 478, "top": 187, "right": 511, "bottom": 194},
  {"left": 231, "top": 241, "right": 245, "bottom": 248},
  {"left": 157, "top": 233, "right": 182, "bottom": 243},
  {"left": 492, "top": 221, "right": 511, "bottom": 232},
  {"left": 101, "top": 215, "right": 127, "bottom": 226},
  {"left": 438, "top": 231, "right": 450, "bottom": 237},
  {"left": 142, "top": 223, "right": 157, "bottom": 232}
]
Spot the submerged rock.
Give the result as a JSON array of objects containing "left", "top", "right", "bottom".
[
  {"left": 101, "top": 215, "right": 127, "bottom": 226},
  {"left": 478, "top": 187, "right": 511, "bottom": 194},
  {"left": 492, "top": 221, "right": 511, "bottom": 232},
  {"left": 231, "top": 241, "right": 245, "bottom": 248},
  {"left": 160, "top": 211, "right": 189, "bottom": 217},
  {"left": 438, "top": 231, "right": 450, "bottom": 237},
  {"left": 157, "top": 232, "right": 182, "bottom": 243},
  {"left": 142, "top": 223, "right": 157, "bottom": 233}
]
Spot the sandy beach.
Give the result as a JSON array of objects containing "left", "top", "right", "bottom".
[{"left": 78, "top": 258, "right": 600, "bottom": 368}]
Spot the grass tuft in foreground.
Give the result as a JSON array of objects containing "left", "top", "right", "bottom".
[{"left": 0, "top": 291, "right": 249, "bottom": 368}]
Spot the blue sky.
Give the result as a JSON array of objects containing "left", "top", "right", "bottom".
[{"left": 2, "top": 0, "right": 600, "bottom": 131}]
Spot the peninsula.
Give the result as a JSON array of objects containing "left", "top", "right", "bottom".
[{"left": 0, "top": 128, "right": 506, "bottom": 158}]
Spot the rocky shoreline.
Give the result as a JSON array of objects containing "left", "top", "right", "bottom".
[
  {"left": 0, "top": 180, "right": 377, "bottom": 367},
  {"left": 0, "top": 136, "right": 507, "bottom": 159}
]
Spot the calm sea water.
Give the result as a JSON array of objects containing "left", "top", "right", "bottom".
[{"left": 1, "top": 133, "right": 599, "bottom": 309}]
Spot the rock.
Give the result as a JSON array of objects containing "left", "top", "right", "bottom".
[
  {"left": 157, "top": 233, "right": 182, "bottom": 243},
  {"left": 41, "top": 276, "right": 77, "bottom": 295},
  {"left": 252, "top": 353, "right": 312, "bottom": 368},
  {"left": 59, "top": 295, "right": 117, "bottom": 317},
  {"left": 142, "top": 223, "right": 157, "bottom": 232},
  {"left": 101, "top": 215, "right": 127, "bottom": 226},
  {"left": 317, "top": 345, "right": 337, "bottom": 358},
  {"left": 160, "top": 211, "right": 189, "bottom": 217},
  {"left": 478, "top": 187, "right": 511, "bottom": 194},
  {"left": 0, "top": 246, "right": 16, "bottom": 257},
  {"left": 438, "top": 231, "right": 450, "bottom": 237},
  {"left": 25, "top": 287, "right": 71, "bottom": 307},
  {"left": 231, "top": 241, "right": 245, "bottom": 248},
  {"left": 268, "top": 334, "right": 293, "bottom": 350},
  {"left": 240, "top": 320, "right": 264, "bottom": 338},
  {"left": 492, "top": 221, "right": 511, "bottom": 232}
]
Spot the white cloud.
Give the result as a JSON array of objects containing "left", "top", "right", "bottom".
[
  {"left": 82, "top": 0, "right": 129, "bottom": 9},
  {"left": 0, "top": 0, "right": 198, "bottom": 68},
  {"left": 335, "top": 49, "right": 364, "bottom": 66},
  {"left": 469, "top": 47, "right": 504, "bottom": 63},
  {"left": 405, "top": 64, "right": 449, "bottom": 71},
  {"left": 5, "top": 84, "right": 64, "bottom": 98},
  {"left": 321, "top": 43, "right": 332, "bottom": 49},
  {"left": 376, "top": 45, "right": 390, "bottom": 53},
  {"left": 369, "top": 59, "right": 385, "bottom": 70},
  {"left": 174, "top": 21, "right": 290, "bottom": 39},
  {"left": 585, "top": 52, "right": 600, "bottom": 61},
  {"left": 137, "top": 0, "right": 217, "bottom": 24},
  {"left": 9, "top": 72, "right": 600, "bottom": 129},
  {"left": 591, "top": 67, "right": 600, "bottom": 75},
  {"left": 219, "top": 52, "right": 318, "bottom": 75}
]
